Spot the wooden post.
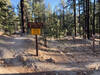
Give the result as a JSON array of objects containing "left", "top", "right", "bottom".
[
  {"left": 92, "top": 35, "right": 95, "bottom": 52},
  {"left": 44, "top": 36, "right": 47, "bottom": 47},
  {"left": 36, "top": 35, "right": 38, "bottom": 56}
]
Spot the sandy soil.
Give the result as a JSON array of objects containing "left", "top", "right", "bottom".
[{"left": 0, "top": 34, "right": 100, "bottom": 75}]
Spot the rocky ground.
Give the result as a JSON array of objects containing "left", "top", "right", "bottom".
[{"left": 0, "top": 34, "right": 100, "bottom": 75}]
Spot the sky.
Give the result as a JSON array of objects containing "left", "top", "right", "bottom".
[
  {"left": 11, "top": 0, "right": 94, "bottom": 15},
  {"left": 11, "top": 0, "right": 60, "bottom": 14},
  {"left": 45, "top": 0, "right": 60, "bottom": 10}
]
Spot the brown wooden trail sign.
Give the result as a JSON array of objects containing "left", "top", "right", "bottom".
[
  {"left": 28, "top": 22, "right": 43, "bottom": 56},
  {"left": 28, "top": 22, "right": 43, "bottom": 28}
]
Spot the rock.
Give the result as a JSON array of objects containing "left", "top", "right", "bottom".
[
  {"left": 57, "top": 46, "right": 60, "bottom": 49},
  {"left": 45, "top": 58, "right": 55, "bottom": 63},
  {"left": 3, "top": 58, "right": 21, "bottom": 66},
  {"left": 86, "top": 63, "right": 100, "bottom": 71},
  {"left": 16, "top": 55, "right": 27, "bottom": 62},
  {"left": 83, "top": 71, "right": 87, "bottom": 75},
  {"left": 0, "top": 60, "right": 4, "bottom": 64},
  {"left": 3, "top": 59, "right": 12, "bottom": 65}
]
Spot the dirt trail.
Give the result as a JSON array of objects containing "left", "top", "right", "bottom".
[{"left": 0, "top": 35, "right": 100, "bottom": 75}]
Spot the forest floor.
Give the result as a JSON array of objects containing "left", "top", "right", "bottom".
[{"left": 0, "top": 33, "right": 100, "bottom": 75}]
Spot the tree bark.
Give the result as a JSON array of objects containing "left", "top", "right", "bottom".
[
  {"left": 73, "top": 0, "right": 76, "bottom": 37},
  {"left": 92, "top": 0, "right": 95, "bottom": 35},
  {"left": 78, "top": 0, "right": 81, "bottom": 36},
  {"left": 20, "top": 0, "right": 25, "bottom": 34},
  {"left": 83, "top": 0, "right": 86, "bottom": 38},
  {"left": 43, "top": 9, "right": 47, "bottom": 47},
  {"left": 86, "top": 0, "right": 90, "bottom": 39},
  {"left": 63, "top": 7, "right": 64, "bottom": 28}
]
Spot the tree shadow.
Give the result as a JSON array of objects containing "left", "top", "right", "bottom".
[
  {"left": 0, "top": 35, "right": 35, "bottom": 57},
  {"left": 0, "top": 57, "right": 25, "bottom": 67},
  {"left": 40, "top": 48, "right": 60, "bottom": 53},
  {"left": 0, "top": 70, "right": 97, "bottom": 75},
  {"left": 56, "top": 38, "right": 91, "bottom": 44}
]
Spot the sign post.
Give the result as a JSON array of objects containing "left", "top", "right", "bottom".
[
  {"left": 35, "top": 35, "right": 38, "bottom": 56},
  {"left": 28, "top": 22, "right": 43, "bottom": 56}
]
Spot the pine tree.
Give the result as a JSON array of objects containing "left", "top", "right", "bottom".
[{"left": 0, "top": 0, "right": 16, "bottom": 34}]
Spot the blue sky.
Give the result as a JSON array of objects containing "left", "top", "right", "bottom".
[
  {"left": 11, "top": 0, "right": 60, "bottom": 13},
  {"left": 45, "top": 0, "right": 60, "bottom": 10},
  {"left": 11, "top": 0, "right": 94, "bottom": 15}
]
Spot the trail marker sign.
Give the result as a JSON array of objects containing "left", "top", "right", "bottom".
[
  {"left": 31, "top": 28, "right": 41, "bottom": 35},
  {"left": 28, "top": 22, "right": 43, "bottom": 56},
  {"left": 28, "top": 22, "right": 43, "bottom": 35}
]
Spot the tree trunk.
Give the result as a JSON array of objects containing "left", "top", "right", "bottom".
[
  {"left": 99, "top": 15, "right": 100, "bottom": 45},
  {"left": 78, "top": 0, "right": 81, "bottom": 36},
  {"left": 20, "top": 0, "right": 25, "bottom": 34},
  {"left": 86, "top": 0, "right": 90, "bottom": 39},
  {"left": 43, "top": 10, "right": 47, "bottom": 47},
  {"left": 97, "top": 0, "right": 100, "bottom": 40},
  {"left": 92, "top": 0, "right": 95, "bottom": 35},
  {"left": 25, "top": 11, "right": 29, "bottom": 34},
  {"left": 83, "top": 0, "right": 86, "bottom": 38},
  {"left": 73, "top": 0, "right": 76, "bottom": 37},
  {"left": 63, "top": 7, "right": 64, "bottom": 28}
]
